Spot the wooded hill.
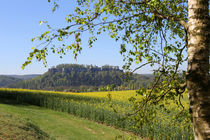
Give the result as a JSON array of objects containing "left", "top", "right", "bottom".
[
  {"left": 3, "top": 64, "right": 154, "bottom": 91},
  {"left": 0, "top": 76, "right": 22, "bottom": 87},
  {"left": 5, "top": 74, "right": 40, "bottom": 80}
]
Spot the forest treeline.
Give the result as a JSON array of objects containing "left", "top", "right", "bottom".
[
  {"left": 0, "top": 76, "right": 22, "bottom": 87},
  {"left": 1, "top": 64, "right": 154, "bottom": 92}
]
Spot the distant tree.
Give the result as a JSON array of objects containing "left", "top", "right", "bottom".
[{"left": 23, "top": 0, "right": 209, "bottom": 139}]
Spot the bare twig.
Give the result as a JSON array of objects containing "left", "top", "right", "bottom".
[
  {"left": 126, "top": 72, "right": 163, "bottom": 116},
  {"left": 132, "top": 62, "right": 154, "bottom": 73}
]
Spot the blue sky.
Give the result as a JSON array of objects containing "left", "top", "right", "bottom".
[{"left": 0, "top": 0, "right": 186, "bottom": 75}]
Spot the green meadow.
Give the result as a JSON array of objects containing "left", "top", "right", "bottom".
[
  {"left": 0, "top": 88, "right": 193, "bottom": 139},
  {"left": 0, "top": 102, "right": 139, "bottom": 140}
]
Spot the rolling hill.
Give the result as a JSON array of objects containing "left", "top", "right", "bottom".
[
  {"left": 5, "top": 74, "right": 40, "bottom": 80},
  {"left": 0, "top": 76, "right": 22, "bottom": 87},
  {"left": 0, "top": 74, "right": 40, "bottom": 88},
  {"left": 3, "top": 64, "right": 154, "bottom": 91}
]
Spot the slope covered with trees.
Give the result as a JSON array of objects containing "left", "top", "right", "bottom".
[
  {"left": 0, "top": 76, "right": 22, "bottom": 87},
  {"left": 5, "top": 74, "right": 40, "bottom": 80},
  {"left": 9, "top": 64, "right": 154, "bottom": 91}
]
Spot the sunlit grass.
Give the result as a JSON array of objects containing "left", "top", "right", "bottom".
[
  {"left": 0, "top": 88, "right": 193, "bottom": 139},
  {"left": 0, "top": 103, "right": 140, "bottom": 140}
]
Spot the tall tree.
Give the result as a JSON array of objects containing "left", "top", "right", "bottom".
[
  {"left": 187, "top": 0, "right": 209, "bottom": 139},
  {"left": 23, "top": 0, "right": 209, "bottom": 139}
]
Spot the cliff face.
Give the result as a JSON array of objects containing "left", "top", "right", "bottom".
[{"left": 48, "top": 64, "right": 122, "bottom": 74}]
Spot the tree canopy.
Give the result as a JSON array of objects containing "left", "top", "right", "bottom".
[
  {"left": 23, "top": 0, "right": 188, "bottom": 109},
  {"left": 22, "top": 0, "right": 209, "bottom": 139}
]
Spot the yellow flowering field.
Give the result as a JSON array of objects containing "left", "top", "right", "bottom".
[
  {"left": 0, "top": 88, "right": 193, "bottom": 139},
  {"left": 68, "top": 90, "right": 138, "bottom": 100},
  {"left": 0, "top": 88, "right": 137, "bottom": 101}
]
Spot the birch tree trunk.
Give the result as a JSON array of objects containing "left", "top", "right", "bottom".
[{"left": 187, "top": 0, "right": 210, "bottom": 139}]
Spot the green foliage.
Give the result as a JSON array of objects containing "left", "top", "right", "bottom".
[
  {"left": 10, "top": 64, "right": 154, "bottom": 91},
  {"left": 23, "top": 0, "right": 188, "bottom": 106},
  {"left": 0, "top": 76, "right": 22, "bottom": 87},
  {"left": 21, "top": 0, "right": 192, "bottom": 139},
  {"left": 7, "top": 74, "right": 40, "bottom": 80},
  {"left": 23, "top": 0, "right": 188, "bottom": 73},
  {"left": 0, "top": 75, "right": 41, "bottom": 88}
]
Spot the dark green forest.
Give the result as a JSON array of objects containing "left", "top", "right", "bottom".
[
  {"left": 0, "top": 76, "right": 22, "bottom": 87},
  {"left": 1, "top": 64, "right": 154, "bottom": 92},
  {"left": 5, "top": 74, "right": 40, "bottom": 80}
]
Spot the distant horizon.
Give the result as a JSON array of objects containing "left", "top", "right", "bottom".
[
  {"left": 0, "top": 63, "right": 154, "bottom": 75},
  {"left": 0, "top": 73, "right": 154, "bottom": 76}
]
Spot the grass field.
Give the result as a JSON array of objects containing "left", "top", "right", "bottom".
[
  {"left": 0, "top": 111, "right": 50, "bottom": 140},
  {"left": 0, "top": 100, "right": 140, "bottom": 140},
  {"left": 0, "top": 88, "right": 193, "bottom": 139}
]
